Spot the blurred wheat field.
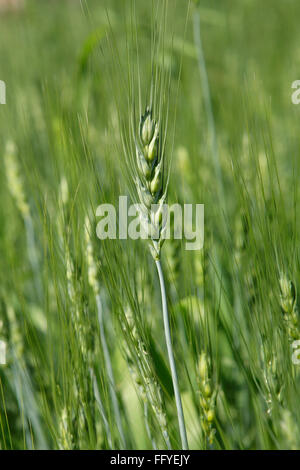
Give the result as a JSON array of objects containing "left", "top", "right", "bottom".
[{"left": 0, "top": 0, "right": 300, "bottom": 450}]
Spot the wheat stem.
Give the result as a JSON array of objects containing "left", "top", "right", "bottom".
[{"left": 155, "top": 259, "right": 188, "bottom": 450}]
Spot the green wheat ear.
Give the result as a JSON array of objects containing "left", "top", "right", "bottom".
[
  {"left": 135, "top": 107, "right": 167, "bottom": 260},
  {"left": 130, "top": 106, "right": 188, "bottom": 450}
]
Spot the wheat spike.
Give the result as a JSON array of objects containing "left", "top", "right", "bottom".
[{"left": 134, "top": 107, "right": 168, "bottom": 260}]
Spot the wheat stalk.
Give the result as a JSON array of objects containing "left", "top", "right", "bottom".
[{"left": 126, "top": 107, "right": 189, "bottom": 449}]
